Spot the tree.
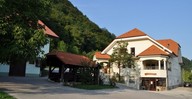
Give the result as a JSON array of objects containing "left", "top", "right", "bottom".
[
  {"left": 57, "top": 41, "right": 68, "bottom": 52},
  {"left": 182, "top": 57, "right": 192, "bottom": 70},
  {"left": 182, "top": 57, "right": 192, "bottom": 82},
  {"left": 109, "top": 41, "right": 134, "bottom": 82},
  {"left": 0, "top": 0, "right": 50, "bottom": 76}
]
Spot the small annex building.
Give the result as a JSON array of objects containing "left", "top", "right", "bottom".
[
  {"left": 46, "top": 51, "right": 99, "bottom": 84},
  {"left": 0, "top": 20, "right": 58, "bottom": 77}
]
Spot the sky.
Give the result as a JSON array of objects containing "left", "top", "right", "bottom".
[{"left": 69, "top": 0, "right": 192, "bottom": 60}]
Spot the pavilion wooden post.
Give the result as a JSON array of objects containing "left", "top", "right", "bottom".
[
  {"left": 48, "top": 65, "right": 52, "bottom": 79},
  {"left": 60, "top": 65, "right": 65, "bottom": 82}
]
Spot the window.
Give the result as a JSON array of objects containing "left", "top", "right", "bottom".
[{"left": 131, "top": 47, "right": 135, "bottom": 56}]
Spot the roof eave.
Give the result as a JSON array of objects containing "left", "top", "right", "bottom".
[
  {"left": 102, "top": 36, "right": 148, "bottom": 54},
  {"left": 138, "top": 54, "right": 169, "bottom": 57},
  {"left": 147, "top": 36, "right": 173, "bottom": 54}
]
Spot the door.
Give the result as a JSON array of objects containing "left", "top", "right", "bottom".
[
  {"left": 141, "top": 78, "right": 156, "bottom": 91},
  {"left": 149, "top": 79, "right": 156, "bottom": 91}
]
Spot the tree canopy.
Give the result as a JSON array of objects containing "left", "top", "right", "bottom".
[
  {"left": 182, "top": 57, "right": 192, "bottom": 82},
  {"left": 0, "top": 0, "right": 50, "bottom": 63},
  {"left": 0, "top": 0, "right": 115, "bottom": 62},
  {"left": 182, "top": 57, "right": 192, "bottom": 70},
  {"left": 110, "top": 42, "right": 134, "bottom": 68},
  {"left": 109, "top": 41, "right": 134, "bottom": 81}
]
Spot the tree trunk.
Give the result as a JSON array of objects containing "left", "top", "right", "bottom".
[
  {"left": 118, "top": 62, "right": 121, "bottom": 82},
  {"left": 9, "top": 57, "right": 26, "bottom": 77}
]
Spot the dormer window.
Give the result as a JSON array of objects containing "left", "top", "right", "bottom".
[{"left": 131, "top": 47, "right": 135, "bottom": 56}]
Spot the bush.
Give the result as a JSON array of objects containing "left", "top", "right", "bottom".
[{"left": 79, "top": 68, "right": 95, "bottom": 84}]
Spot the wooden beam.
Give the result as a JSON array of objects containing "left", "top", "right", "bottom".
[{"left": 60, "top": 65, "right": 65, "bottom": 82}]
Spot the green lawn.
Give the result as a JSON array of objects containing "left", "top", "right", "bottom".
[
  {"left": 72, "top": 84, "right": 117, "bottom": 90},
  {"left": 0, "top": 92, "right": 16, "bottom": 99}
]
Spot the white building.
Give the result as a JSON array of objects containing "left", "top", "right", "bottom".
[
  {"left": 93, "top": 28, "right": 182, "bottom": 91},
  {"left": 0, "top": 20, "right": 58, "bottom": 77}
]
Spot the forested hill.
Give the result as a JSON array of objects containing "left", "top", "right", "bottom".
[
  {"left": 43, "top": 0, "right": 116, "bottom": 56},
  {"left": 182, "top": 57, "right": 192, "bottom": 70}
]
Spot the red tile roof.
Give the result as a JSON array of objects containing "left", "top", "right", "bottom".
[
  {"left": 138, "top": 45, "right": 169, "bottom": 56},
  {"left": 157, "top": 39, "right": 180, "bottom": 56},
  {"left": 95, "top": 52, "right": 110, "bottom": 59},
  {"left": 47, "top": 51, "right": 95, "bottom": 67},
  {"left": 38, "top": 20, "right": 59, "bottom": 38},
  {"left": 116, "top": 28, "right": 147, "bottom": 39}
]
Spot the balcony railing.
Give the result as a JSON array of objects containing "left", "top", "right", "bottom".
[{"left": 144, "top": 66, "right": 159, "bottom": 70}]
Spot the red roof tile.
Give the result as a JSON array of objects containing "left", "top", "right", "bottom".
[
  {"left": 47, "top": 51, "right": 95, "bottom": 67},
  {"left": 116, "top": 28, "right": 147, "bottom": 39},
  {"left": 157, "top": 39, "right": 180, "bottom": 56},
  {"left": 138, "top": 45, "right": 169, "bottom": 56},
  {"left": 38, "top": 20, "right": 59, "bottom": 38},
  {"left": 95, "top": 52, "right": 110, "bottom": 59}
]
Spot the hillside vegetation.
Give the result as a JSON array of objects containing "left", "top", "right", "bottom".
[
  {"left": 182, "top": 57, "right": 192, "bottom": 82},
  {"left": 43, "top": 0, "right": 115, "bottom": 57}
]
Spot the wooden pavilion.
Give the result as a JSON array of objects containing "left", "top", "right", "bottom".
[{"left": 46, "top": 51, "right": 99, "bottom": 84}]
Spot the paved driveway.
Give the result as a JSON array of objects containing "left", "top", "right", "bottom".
[{"left": 0, "top": 76, "right": 191, "bottom": 99}]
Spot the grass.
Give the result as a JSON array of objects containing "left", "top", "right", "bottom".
[
  {"left": 72, "top": 84, "right": 117, "bottom": 90},
  {"left": 0, "top": 92, "right": 16, "bottom": 99}
]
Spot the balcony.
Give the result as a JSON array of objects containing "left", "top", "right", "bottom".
[{"left": 141, "top": 59, "right": 167, "bottom": 77}]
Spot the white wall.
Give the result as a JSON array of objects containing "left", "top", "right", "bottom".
[
  {"left": 0, "top": 39, "right": 50, "bottom": 76},
  {"left": 25, "top": 62, "right": 40, "bottom": 76},
  {"left": 127, "top": 39, "right": 154, "bottom": 56},
  {"left": 0, "top": 64, "right": 9, "bottom": 76},
  {"left": 106, "top": 39, "right": 154, "bottom": 56},
  {"left": 140, "top": 70, "right": 167, "bottom": 78},
  {"left": 39, "top": 39, "right": 50, "bottom": 57},
  {"left": 0, "top": 63, "right": 40, "bottom": 76}
]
